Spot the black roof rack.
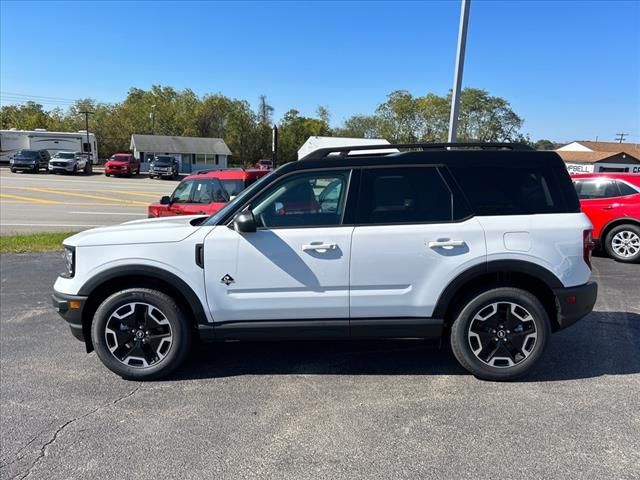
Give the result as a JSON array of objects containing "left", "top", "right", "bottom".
[{"left": 300, "top": 142, "right": 534, "bottom": 161}]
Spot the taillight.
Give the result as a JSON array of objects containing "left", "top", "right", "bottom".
[{"left": 583, "top": 229, "right": 595, "bottom": 270}]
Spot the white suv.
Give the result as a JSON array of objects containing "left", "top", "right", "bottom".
[{"left": 52, "top": 143, "right": 598, "bottom": 381}]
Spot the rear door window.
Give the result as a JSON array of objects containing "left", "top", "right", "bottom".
[
  {"left": 573, "top": 179, "right": 620, "bottom": 199},
  {"left": 356, "top": 167, "right": 455, "bottom": 224}
]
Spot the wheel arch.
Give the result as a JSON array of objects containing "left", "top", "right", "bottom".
[
  {"left": 433, "top": 260, "right": 563, "bottom": 332},
  {"left": 78, "top": 265, "right": 208, "bottom": 352},
  {"left": 599, "top": 217, "right": 640, "bottom": 243}
]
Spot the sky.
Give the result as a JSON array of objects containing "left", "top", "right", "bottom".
[{"left": 1, "top": 0, "right": 639, "bottom": 143}]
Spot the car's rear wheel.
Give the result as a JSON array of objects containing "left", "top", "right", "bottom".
[
  {"left": 604, "top": 224, "right": 640, "bottom": 263},
  {"left": 91, "top": 288, "right": 192, "bottom": 380},
  {"left": 450, "top": 287, "right": 550, "bottom": 381}
]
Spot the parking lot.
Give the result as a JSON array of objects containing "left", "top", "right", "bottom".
[
  {"left": 0, "top": 254, "right": 638, "bottom": 480},
  {"left": 0, "top": 168, "right": 178, "bottom": 234}
]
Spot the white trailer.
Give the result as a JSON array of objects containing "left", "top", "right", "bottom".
[{"left": 0, "top": 129, "right": 98, "bottom": 164}]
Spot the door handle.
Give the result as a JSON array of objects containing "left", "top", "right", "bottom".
[
  {"left": 302, "top": 242, "right": 337, "bottom": 252},
  {"left": 428, "top": 240, "right": 465, "bottom": 249}
]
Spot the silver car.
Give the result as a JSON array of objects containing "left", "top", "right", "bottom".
[{"left": 48, "top": 151, "right": 91, "bottom": 175}]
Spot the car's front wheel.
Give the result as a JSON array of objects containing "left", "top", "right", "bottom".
[
  {"left": 450, "top": 287, "right": 551, "bottom": 381},
  {"left": 91, "top": 288, "right": 192, "bottom": 380},
  {"left": 604, "top": 224, "right": 640, "bottom": 263}
]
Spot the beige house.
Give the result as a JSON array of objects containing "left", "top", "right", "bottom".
[{"left": 556, "top": 141, "right": 640, "bottom": 174}]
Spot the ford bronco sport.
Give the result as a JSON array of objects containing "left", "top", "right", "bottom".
[{"left": 52, "top": 143, "right": 597, "bottom": 381}]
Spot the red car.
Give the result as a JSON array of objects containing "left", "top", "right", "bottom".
[
  {"left": 255, "top": 159, "right": 273, "bottom": 170},
  {"left": 105, "top": 153, "right": 140, "bottom": 177},
  {"left": 572, "top": 173, "right": 640, "bottom": 263},
  {"left": 148, "top": 168, "right": 270, "bottom": 218}
]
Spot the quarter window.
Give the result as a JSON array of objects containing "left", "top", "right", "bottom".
[
  {"left": 251, "top": 171, "right": 350, "bottom": 228},
  {"left": 616, "top": 181, "right": 638, "bottom": 197},
  {"left": 357, "top": 167, "right": 454, "bottom": 224}
]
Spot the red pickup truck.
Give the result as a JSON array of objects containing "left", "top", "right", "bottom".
[
  {"left": 148, "top": 168, "right": 270, "bottom": 217},
  {"left": 105, "top": 153, "right": 140, "bottom": 177},
  {"left": 572, "top": 173, "right": 640, "bottom": 263}
]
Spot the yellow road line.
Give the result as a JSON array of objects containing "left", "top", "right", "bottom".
[
  {"left": 104, "top": 190, "right": 163, "bottom": 199},
  {"left": 0, "top": 193, "right": 63, "bottom": 205},
  {"left": 17, "top": 187, "right": 149, "bottom": 206}
]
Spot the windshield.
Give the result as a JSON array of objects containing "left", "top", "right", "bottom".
[
  {"left": 204, "top": 169, "right": 277, "bottom": 225},
  {"left": 16, "top": 150, "right": 37, "bottom": 158},
  {"left": 110, "top": 156, "right": 129, "bottom": 162},
  {"left": 53, "top": 152, "right": 75, "bottom": 159},
  {"left": 171, "top": 178, "right": 228, "bottom": 204},
  {"left": 154, "top": 157, "right": 174, "bottom": 165}
]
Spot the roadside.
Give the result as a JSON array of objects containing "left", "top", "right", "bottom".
[{"left": 0, "top": 231, "right": 75, "bottom": 253}]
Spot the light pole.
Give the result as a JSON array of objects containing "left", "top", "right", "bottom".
[
  {"left": 79, "top": 110, "right": 93, "bottom": 166},
  {"left": 447, "top": 0, "right": 471, "bottom": 143},
  {"left": 150, "top": 104, "right": 156, "bottom": 135}
]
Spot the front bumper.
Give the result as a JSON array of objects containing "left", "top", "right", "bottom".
[
  {"left": 105, "top": 167, "right": 130, "bottom": 175},
  {"left": 553, "top": 281, "right": 598, "bottom": 330},
  {"left": 52, "top": 290, "right": 88, "bottom": 342},
  {"left": 49, "top": 164, "right": 76, "bottom": 173},
  {"left": 150, "top": 169, "right": 173, "bottom": 177},
  {"left": 12, "top": 163, "right": 37, "bottom": 171}
]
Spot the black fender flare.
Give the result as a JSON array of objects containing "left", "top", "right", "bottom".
[
  {"left": 78, "top": 265, "right": 209, "bottom": 326},
  {"left": 432, "top": 259, "right": 563, "bottom": 318}
]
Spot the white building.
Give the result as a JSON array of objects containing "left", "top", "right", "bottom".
[
  {"left": 130, "top": 134, "right": 232, "bottom": 173},
  {"left": 556, "top": 141, "right": 640, "bottom": 174},
  {"left": 297, "top": 136, "right": 397, "bottom": 160}
]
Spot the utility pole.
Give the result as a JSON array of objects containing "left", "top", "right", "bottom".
[
  {"left": 150, "top": 105, "right": 156, "bottom": 135},
  {"left": 615, "top": 133, "right": 628, "bottom": 144},
  {"left": 79, "top": 110, "right": 93, "bottom": 165},
  {"left": 272, "top": 125, "right": 278, "bottom": 168},
  {"left": 447, "top": 0, "right": 471, "bottom": 143}
]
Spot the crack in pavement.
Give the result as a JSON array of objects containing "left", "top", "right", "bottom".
[{"left": 8, "top": 386, "right": 141, "bottom": 480}]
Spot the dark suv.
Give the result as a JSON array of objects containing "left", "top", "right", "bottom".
[
  {"left": 149, "top": 156, "right": 179, "bottom": 179},
  {"left": 10, "top": 149, "right": 51, "bottom": 173}
]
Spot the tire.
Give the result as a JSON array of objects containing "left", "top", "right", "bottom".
[
  {"left": 84, "top": 162, "right": 92, "bottom": 175},
  {"left": 91, "top": 288, "right": 192, "bottom": 380},
  {"left": 72, "top": 164, "right": 78, "bottom": 175},
  {"left": 33, "top": 165, "right": 39, "bottom": 174},
  {"left": 136, "top": 167, "right": 140, "bottom": 175},
  {"left": 10, "top": 168, "right": 16, "bottom": 173},
  {"left": 450, "top": 287, "right": 551, "bottom": 381},
  {"left": 105, "top": 173, "right": 110, "bottom": 177},
  {"left": 604, "top": 224, "right": 640, "bottom": 263},
  {"left": 149, "top": 174, "right": 155, "bottom": 179}
]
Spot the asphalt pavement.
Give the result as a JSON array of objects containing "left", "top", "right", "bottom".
[
  {"left": 0, "top": 255, "right": 639, "bottom": 480},
  {"left": 0, "top": 168, "right": 178, "bottom": 234}
]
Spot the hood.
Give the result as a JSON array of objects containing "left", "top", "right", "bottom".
[
  {"left": 64, "top": 215, "right": 209, "bottom": 247},
  {"left": 51, "top": 158, "right": 75, "bottom": 164},
  {"left": 106, "top": 160, "right": 129, "bottom": 166}
]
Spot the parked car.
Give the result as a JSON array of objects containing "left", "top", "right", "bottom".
[
  {"left": 53, "top": 142, "right": 597, "bottom": 381},
  {"left": 10, "top": 149, "right": 50, "bottom": 173},
  {"left": 255, "top": 159, "right": 273, "bottom": 170},
  {"left": 147, "top": 169, "right": 270, "bottom": 217},
  {"left": 48, "top": 151, "right": 92, "bottom": 175},
  {"left": 105, "top": 153, "right": 140, "bottom": 177},
  {"left": 148, "top": 175, "right": 229, "bottom": 217},
  {"left": 149, "top": 156, "right": 179, "bottom": 179},
  {"left": 572, "top": 173, "right": 640, "bottom": 263}
]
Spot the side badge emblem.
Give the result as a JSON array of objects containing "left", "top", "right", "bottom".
[{"left": 221, "top": 274, "right": 235, "bottom": 286}]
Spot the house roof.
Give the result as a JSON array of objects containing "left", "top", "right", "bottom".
[
  {"left": 560, "top": 141, "right": 640, "bottom": 155},
  {"left": 555, "top": 150, "right": 640, "bottom": 164},
  {"left": 130, "top": 134, "right": 232, "bottom": 155}
]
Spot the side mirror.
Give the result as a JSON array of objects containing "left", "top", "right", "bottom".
[
  {"left": 160, "top": 196, "right": 171, "bottom": 205},
  {"left": 233, "top": 211, "right": 257, "bottom": 233}
]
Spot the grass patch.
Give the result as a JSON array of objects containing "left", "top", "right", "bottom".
[{"left": 0, "top": 231, "right": 78, "bottom": 254}]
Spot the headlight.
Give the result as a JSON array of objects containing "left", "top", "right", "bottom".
[{"left": 63, "top": 246, "right": 75, "bottom": 278}]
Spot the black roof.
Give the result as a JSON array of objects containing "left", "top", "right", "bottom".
[{"left": 277, "top": 143, "right": 565, "bottom": 175}]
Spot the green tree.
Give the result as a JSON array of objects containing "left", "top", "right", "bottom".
[
  {"left": 534, "top": 139, "right": 558, "bottom": 150},
  {"left": 278, "top": 109, "right": 332, "bottom": 163}
]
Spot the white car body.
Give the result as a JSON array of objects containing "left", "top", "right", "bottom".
[{"left": 48, "top": 151, "right": 88, "bottom": 174}]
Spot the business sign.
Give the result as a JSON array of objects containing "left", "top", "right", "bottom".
[{"left": 566, "top": 163, "right": 594, "bottom": 174}]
